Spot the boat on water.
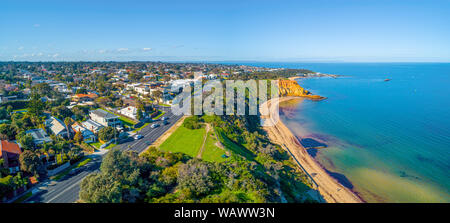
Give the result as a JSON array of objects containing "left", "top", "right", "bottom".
[{"left": 384, "top": 78, "right": 391, "bottom": 81}]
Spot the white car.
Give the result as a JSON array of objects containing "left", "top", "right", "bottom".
[
  {"left": 134, "top": 134, "right": 143, "bottom": 140},
  {"left": 151, "top": 124, "right": 159, "bottom": 128}
]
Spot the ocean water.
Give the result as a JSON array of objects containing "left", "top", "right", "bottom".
[{"left": 234, "top": 62, "right": 450, "bottom": 202}]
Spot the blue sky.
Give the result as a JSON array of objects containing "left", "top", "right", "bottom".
[{"left": 1, "top": 0, "right": 449, "bottom": 62}]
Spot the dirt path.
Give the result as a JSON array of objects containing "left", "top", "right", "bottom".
[{"left": 196, "top": 123, "right": 210, "bottom": 158}]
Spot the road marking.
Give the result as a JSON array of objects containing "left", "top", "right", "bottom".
[{"left": 46, "top": 174, "right": 86, "bottom": 203}]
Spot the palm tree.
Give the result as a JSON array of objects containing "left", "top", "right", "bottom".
[{"left": 64, "top": 117, "right": 72, "bottom": 139}]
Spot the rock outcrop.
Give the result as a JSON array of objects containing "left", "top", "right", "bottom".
[{"left": 278, "top": 79, "right": 326, "bottom": 101}]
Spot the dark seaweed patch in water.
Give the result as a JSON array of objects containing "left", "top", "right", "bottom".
[
  {"left": 307, "top": 148, "right": 318, "bottom": 158},
  {"left": 300, "top": 138, "right": 327, "bottom": 148},
  {"left": 399, "top": 171, "right": 420, "bottom": 180},
  {"left": 324, "top": 169, "right": 354, "bottom": 189}
]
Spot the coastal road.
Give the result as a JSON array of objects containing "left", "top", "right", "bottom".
[{"left": 26, "top": 107, "right": 181, "bottom": 203}]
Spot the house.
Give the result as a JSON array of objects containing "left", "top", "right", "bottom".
[
  {"left": 81, "top": 119, "right": 104, "bottom": 133},
  {"left": 25, "top": 129, "right": 52, "bottom": 145},
  {"left": 134, "top": 85, "right": 150, "bottom": 95},
  {"left": 72, "top": 123, "right": 96, "bottom": 143},
  {"left": 89, "top": 109, "right": 121, "bottom": 127},
  {"left": 46, "top": 117, "right": 67, "bottom": 137},
  {"left": 118, "top": 106, "right": 139, "bottom": 120},
  {"left": 0, "top": 140, "right": 22, "bottom": 173},
  {"left": 72, "top": 93, "right": 98, "bottom": 102}
]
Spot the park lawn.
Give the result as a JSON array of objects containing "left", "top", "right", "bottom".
[
  {"left": 201, "top": 132, "right": 227, "bottom": 162},
  {"left": 214, "top": 127, "right": 255, "bottom": 161},
  {"left": 159, "top": 125, "right": 205, "bottom": 157}
]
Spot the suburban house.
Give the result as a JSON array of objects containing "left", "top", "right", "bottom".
[
  {"left": 89, "top": 109, "right": 121, "bottom": 127},
  {"left": 72, "top": 93, "right": 98, "bottom": 102},
  {"left": 81, "top": 119, "right": 104, "bottom": 133},
  {"left": 71, "top": 123, "right": 96, "bottom": 143},
  {"left": 134, "top": 84, "right": 151, "bottom": 95},
  {"left": 46, "top": 116, "right": 68, "bottom": 137},
  {"left": 25, "top": 129, "right": 53, "bottom": 145},
  {"left": 118, "top": 106, "right": 139, "bottom": 120},
  {"left": 0, "top": 140, "right": 22, "bottom": 173}
]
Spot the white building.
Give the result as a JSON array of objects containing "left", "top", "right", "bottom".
[
  {"left": 118, "top": 106, "right": 139, "bottom": 120},
  {"left": 89, "top": 109, "right": 121, "bottom": 127},
  {"left": 81, "top": 119, "right": 104, "bottom": 133}
]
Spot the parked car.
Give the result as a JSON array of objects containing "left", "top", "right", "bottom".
[
  {"left": 151, "top": 124, "right": 159, "bottom": 128},
  {"left": 134, "top": 134, "right": 143, "bottom": 140},
  {"left": 163, "top": 120, "right": 169, "bottom": 125},
  {"left": 161, "top": 116, "right": 168, "bottom": 121}
]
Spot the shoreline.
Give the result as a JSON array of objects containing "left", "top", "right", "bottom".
[{"left": 260, "top": 96, "right": 363, "bottom": 203}]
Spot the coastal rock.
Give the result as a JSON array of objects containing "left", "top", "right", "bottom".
[{"left": 278, "top": 79, "right": 326, "bottom": 100}]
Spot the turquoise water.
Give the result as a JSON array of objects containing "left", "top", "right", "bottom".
[{"left": 236, "top": 62, "right": 450, "bottom": 202}]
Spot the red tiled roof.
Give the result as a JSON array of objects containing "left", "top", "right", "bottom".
[
  {"left": 74, "top": 93, "right": 98, "bottom": 99},
  {"left": 0, "top": 140, "right": 22, "bottom": 158}
]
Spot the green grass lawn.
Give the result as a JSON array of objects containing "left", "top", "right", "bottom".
[
  {"left": 103, "top": 143, "right": 117, "bottom": 149},
  {"left": 133, "top": 123, "right": 149, "bottom": 132},
  {"left": 13, "top": 191, "right": 32, "bottom": 203},
  {"left": 52, "top": 157, "right": 92, "bottom": 181},
  {"left": 214, "top": 127, "right": 255, "bottom": 161},
  {"left": 153, "top": 110, "right": 166, "bottom": 120},
  {"left": 201, "top": 132, "right": 227, "bottom": 162},
  {"left": 89, "top": 141, "right": 116, "bottom": 150},
  {"left": 159, "top": 125, "right": 205, "bottom": 157},
  {"left": 89, "top": 142, "right": 102, "bottom": 149}
]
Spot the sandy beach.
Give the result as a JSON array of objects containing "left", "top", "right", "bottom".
[{"left": 260, "top": 96, "right": 363, "bottom": 203}]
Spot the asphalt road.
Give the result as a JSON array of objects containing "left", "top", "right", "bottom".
[{"left": 27, "top": 107, "right": 182, "bottom": 203}]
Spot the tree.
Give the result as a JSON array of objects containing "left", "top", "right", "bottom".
[
  {"left": 64, "top": 117, "right": 72, "bottom": 138},
  {"left": 0, "top": 124, "right": 17, "bottom": 140},
  {"left": 74, "top": 131, "right": 83, "bottom": 143},
  {"left": 177, "top": 159, "right": 215, "bottom": 197},
  {"left": 136, "top": 108, "right": 143, "bottom": 121},
  {"left": 152, "top": 90, "right": 163, "bottom": 103},
  {"left": 19, "top": 150, "right": 45, "bottom": 177},
  {"left": 0, "top": 175, "right": 14, "bottom": 199},
  {"left": 98, "top": 126, "right": 116, "bottom": 142},
  {"left": 17, "top": 133, "right": 35, "bottom": 150},
  {"left": 27, "top": 93, "right": 45, "bottom": 117}
]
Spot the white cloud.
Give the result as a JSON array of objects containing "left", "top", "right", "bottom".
[
  {"left": 117, "top": 48, "right": 129, "bottom": 52},
  {"left": 18, "top": 46, "right": 24, "bottom": 50},
  {"left": 142, "top": 48, "right": 152, "bottom": 51},
  {"left": 52, "top": 53, "right": 59, "bottom": 58}
]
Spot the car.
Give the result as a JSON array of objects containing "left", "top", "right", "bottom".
[
  {"left": 134, "top": 134, "right": 143, "bottom": 140},
  {"left": 145, "top": 141, "right": 151, "bottom": 145},
  {"left": 151, "top": 124, "right": 159, "bottom": 128},
  {"left": 163, "top": 120, "right": 169, "bottom": 125},
  {"left": 161, "top": 116, "right": 168, "bottom": 121}
]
